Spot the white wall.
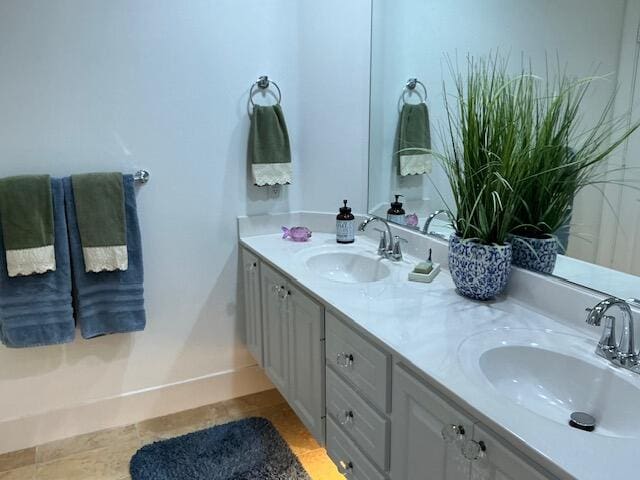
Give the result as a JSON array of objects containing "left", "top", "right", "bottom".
[
  {"left": 369, "top": 0, "right": 626, "bottom": 223},
  {"left": 0, "top": 0, "right": 371, "bottom": 453}
]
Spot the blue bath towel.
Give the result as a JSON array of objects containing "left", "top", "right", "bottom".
[
  {"left": 64, "top": 175, "right": 146, "bottom": 339},
  {"left": 0, "top": 178, "right": 75, "bottom": 348}
]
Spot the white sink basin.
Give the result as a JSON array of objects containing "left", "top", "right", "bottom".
[
  {"left": 459, "top": 328, "right": 640, "bottom": 438},
  {"left": 304, "top": 250, "right": 391, "bottom": 284}
]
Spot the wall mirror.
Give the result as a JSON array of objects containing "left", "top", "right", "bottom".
[{"left": 368, "top": 0, "right": 640, "bottom": 301}]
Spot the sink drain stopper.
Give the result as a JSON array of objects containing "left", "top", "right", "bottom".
[{"left": 569, "top": 412, "right": 596, "bottom": 432}]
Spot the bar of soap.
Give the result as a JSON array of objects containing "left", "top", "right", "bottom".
[
  {"left": 413, "top": 261, "right": 433, "bottom": 274},
  {"left": 408, "top": 263, "right": 440, "bottom": 283}
]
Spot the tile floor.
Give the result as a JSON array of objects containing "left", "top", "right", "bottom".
[{"left": 0, "top": 389, "right": 344, "bottom": 480}]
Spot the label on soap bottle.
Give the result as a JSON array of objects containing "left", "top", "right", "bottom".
[
  {"left": 336, "top": 220, "right": 355, "bottom": 243},
  {"left": 387, "top": 214, "right": 406, "bottom": 225}
]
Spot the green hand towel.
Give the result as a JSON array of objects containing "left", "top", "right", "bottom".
[
  {"left": 250, "top": 104, "right": 292, "bottom": 186},
  {"left": 0, "top": 175, "right": 56, "bottom": 277},
  {"left": 71, "top": 172, "right": 128, "bottom": 273},
  {"left": 397, "top": 103, "right": 432, "bottom": 176}
]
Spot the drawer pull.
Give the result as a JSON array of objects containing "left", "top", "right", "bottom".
[
  {"left": 441, "top": 424, "right": 465, "bottom": 444},
  {"left": 339, "top": 410, "right": 355, "bottom": 426},
  {"left": 338, "top": 460, "right": 353, "bottom": 476},
  {"left": 461, "top": 440, "right": 486, "bottom": 461},
  {"left": 336, "top": 352, "right": 354, "bottom": 368}
]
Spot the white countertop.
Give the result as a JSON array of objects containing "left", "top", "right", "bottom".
[{"left": 240, "top": 232, "right": 640, "bottom": 480}]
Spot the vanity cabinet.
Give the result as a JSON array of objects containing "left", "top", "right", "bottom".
[
  {"left": 390, "top": 363, "right": 473, "bottom": 480},
  {"left": 241, "top": 243, "right": 558, "bottom": 480},
  {"left": 469, "top": 424, "right": 551, "bottom": 480},
  {"left": 257, "top": 259, "right": 326, "bottom": 442},
  {"left": 242, "top": 248, "right": 263, "bottom": 366},
  {"left": 390, "top": 362, "right": 553, "bottom": 480}
]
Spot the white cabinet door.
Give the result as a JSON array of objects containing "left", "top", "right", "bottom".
[
  {"left": 241, "top": 248, "right": 263, "bottom": 366},
  {"left": 390, "top": 363, "right": 473, "bottom": 480},
  {"left": 468, "top": 425, "right": 553, "bottom": 480},
  {"left": 287, "top": 283, "right": 325, "bottom": 443},
  {"left": 260, "top": 262, "right": 289, "bottom": 395}
]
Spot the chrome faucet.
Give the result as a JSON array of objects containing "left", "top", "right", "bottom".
[
  {"left": 358, "top": 217, "right": 405, "bottom": 261},
  {"left": 586, "top": 297, "right": 638, "bottom": 370},
  {"left": 422, "top": 210, "right": 455, "bottom": 236}
]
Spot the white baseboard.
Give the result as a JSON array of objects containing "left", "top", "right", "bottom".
[{"left": 0, "top": 365, "right": 273, "bottom": 455}]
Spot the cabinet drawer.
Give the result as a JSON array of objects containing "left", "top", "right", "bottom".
[
  {"left": 326, "top": 311, "right": 390, "bottom": 412},
  {"left": 326, "top": 367, "right": 389, "bottom": 471},
  {"left": 327, "top": 417, "right": 386, "bottom": 480}
]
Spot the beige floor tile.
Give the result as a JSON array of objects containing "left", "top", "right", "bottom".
[
  {"left": 256, "top": 404, "right": 322, "bottom": 456},
  {"left": 0, "top": 465, "right": 35, "bottom": 480},
  {"left": 36, "top": 425, "right": 138, "bottom": 464},
  {"left": 35, "top": 441, "right": 138, "bottom": 480},
  {"left": 2, "top": 391, "right": 340, "bottom": 480},
  {"left": 221, "top": 388, "right": 286, "bottom": 419},
  {"left": 299, "top": 448, "right": 345, "bottom": 480},
  {"left": 0, "top": 449, "right": 35, "bottom": 473},
  {"left": 136, "top": 403, "right": 228, "bottom": 445}
]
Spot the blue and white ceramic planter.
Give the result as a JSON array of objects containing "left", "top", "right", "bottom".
[
  {"left": 448, "top": 234, "right": 512, "bottom": 301},
  {"left": 509, "top": 234, "right": 558, "bottom": 274}
]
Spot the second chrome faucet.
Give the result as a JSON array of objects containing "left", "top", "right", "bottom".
[{"left": 586, "top": 297, "right": 638, "bottom": 372}]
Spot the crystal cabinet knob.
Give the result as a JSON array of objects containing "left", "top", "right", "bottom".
[
  {"left": 339, "top": 410, "right": 355, "bottom": 426},
  {"left": 336, "top": 352, "right": 354, "bottom": 368},
  {"left": 461, "top": 440, "right": 486, "bottom": 461},
  {"left": 246, "top": 262, "right": 257, "bottom": 273},
  {"left": 278, "top": 287, "right": 290, "bottom": 300},
  {"left": 441, "top": 424, "right": 465, "bottom": 444},
  {"left": 338, "top": 460, "right": 353, "bottom": 476}
]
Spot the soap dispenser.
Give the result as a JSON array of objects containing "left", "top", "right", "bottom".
[
  {"left": 387, "top": 194, "right": 406, "bottom": 225},
  {"left": 336, "top": 200, "right": 355, "bottom": 244}
]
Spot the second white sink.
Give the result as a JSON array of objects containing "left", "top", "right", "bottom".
[{"left": 458, "top": 328, "right": 640, "bottom": 438}]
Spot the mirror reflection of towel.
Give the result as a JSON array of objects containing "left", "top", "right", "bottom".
[{"left": 397, "top": 103, "right": 432, "bottom": 176}]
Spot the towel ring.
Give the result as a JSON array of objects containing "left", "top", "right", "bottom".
[
  {"left": 249, "top": 75, "right": 282, "bottom": 107},
  {"left": 402, "top": 78, "right": 427, "bottom": 105}
]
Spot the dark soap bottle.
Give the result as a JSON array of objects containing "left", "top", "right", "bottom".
[{"left": 336, "top": 200, "right": 355, "bottom": 244}]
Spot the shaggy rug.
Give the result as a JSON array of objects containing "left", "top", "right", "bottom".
[{"left": 130, "top": 417, "right": 311, "bottom": 480}]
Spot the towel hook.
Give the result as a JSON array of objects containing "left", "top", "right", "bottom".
[
  {"left": 249, "top": 75, "right": 282, "bottom": 108},
  {"left": 402, "top": 77, "right": 427, "bottom": 105}
]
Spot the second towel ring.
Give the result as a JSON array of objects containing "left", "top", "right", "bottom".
[
  {"left": 402, "top": 78, "right": 427, "bottom": 105},
  {"left": 250, "top": 75, "right": 282, "bottom": 107}
]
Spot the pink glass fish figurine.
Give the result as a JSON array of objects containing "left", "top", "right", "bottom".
[
  {"left": 282, "top": 226, "right": 312, "bottom": 242},
  {"left": 405, "top": 213, "right": 419, "bottom": 227}
]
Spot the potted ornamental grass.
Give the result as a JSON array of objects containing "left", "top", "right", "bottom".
[
  {"left": 434, "top": 56, "right": 534, "bottom": 300},
  {"left": 508, "top": 71, "right": 639, "bottom": 274}
]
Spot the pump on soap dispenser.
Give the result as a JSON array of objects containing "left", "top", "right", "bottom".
[{"left": 387, "top": 194, "right": 406, "bottom": 225}]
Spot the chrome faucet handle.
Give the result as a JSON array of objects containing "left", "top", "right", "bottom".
[
  {"left": 391, "top": 236, "right": 408, "bottom": 261},
  {"left": 586, "top": 297, "right": 638, "bottom": 369},
  {"left": 373, "top": 228, "right": 388, "bottom": 255}
]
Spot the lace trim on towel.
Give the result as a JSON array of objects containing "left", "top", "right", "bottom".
[
  {"left": 400, "top": 154, "right": 432, "bottom": 176},
  {"left": 6, "top": 245, "right": 56, "bottom": 277},
  {"left": 83, "top": 245, "right": 128, "bottom": 273},
  {"left": 252, "top": 163, "right": 292, "bottom": 186}
]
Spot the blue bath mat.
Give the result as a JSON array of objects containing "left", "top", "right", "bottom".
[{"left": 130, "top": 417, "right": 311, "bottom": 480}]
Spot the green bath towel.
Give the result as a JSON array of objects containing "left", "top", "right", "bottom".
[
  {"left": 0, "top": 175, "right": 56, "bottom": 277},
  {"left": 71, "top": 172, "right": 128, "bottom": 273},
  {"left": 250, "top": 104, "right": 292, "bottom": 186},
  {"left": 397, "top": 103, "right": 432, "bottom": 176}
]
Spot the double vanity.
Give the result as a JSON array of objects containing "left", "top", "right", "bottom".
[{"left": 239, "top": 219, "right": 640, "bottom": 480}]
